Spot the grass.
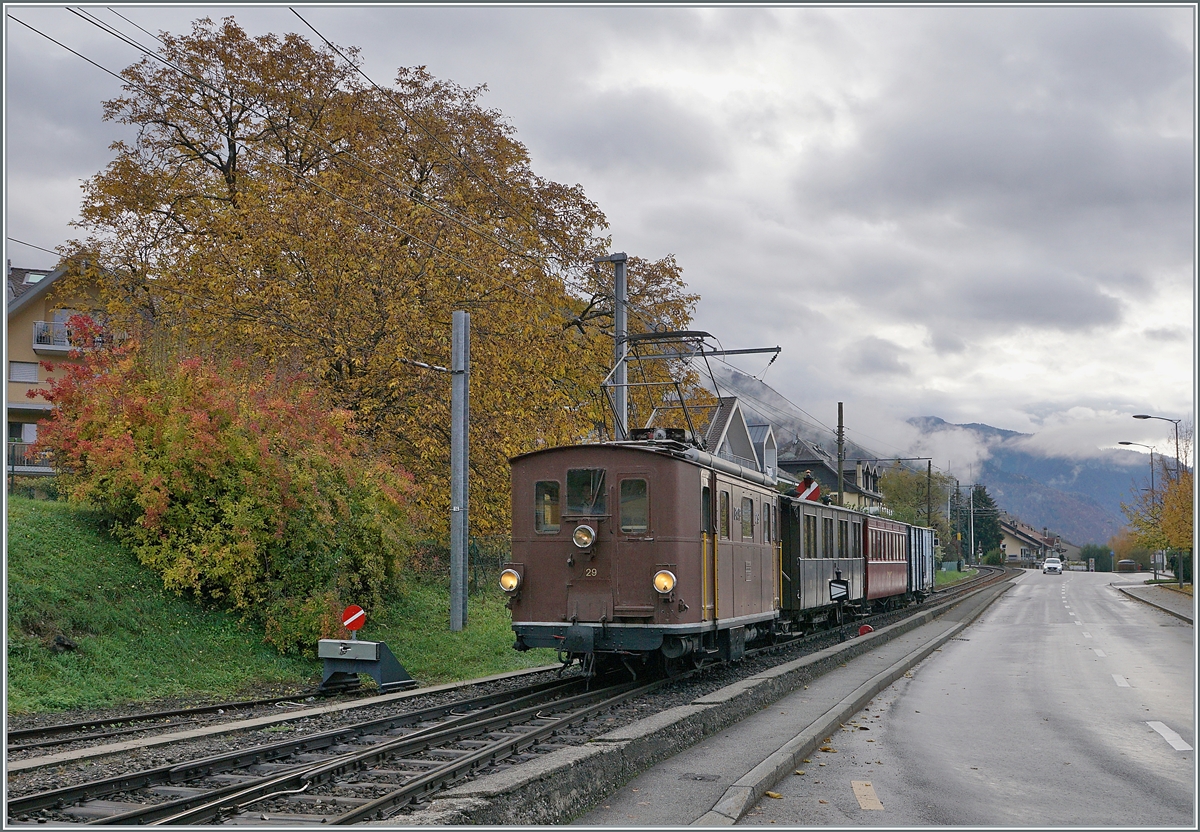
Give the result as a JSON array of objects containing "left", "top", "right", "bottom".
[
  {"left": 934, "top": 568, "right": 978, "bottom": 586},
  {"left": 5, "top": 497, "right": 556, "bottom": 714}
]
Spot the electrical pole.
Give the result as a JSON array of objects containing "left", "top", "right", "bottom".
[
  {"left": 968, "top": 486, "right": 975, "bottom": 565},
  {"left": 450, "top": 311, "right": 470, "bottom": 632},
  {"left": 595, "top": 253, "right": 629, "bottom": 440},
  {"left": 836, "top": 402, "right": 845, "bottom": 507},
  {"left": 926, "top": 459, "right": 932, "bottom": 528}
]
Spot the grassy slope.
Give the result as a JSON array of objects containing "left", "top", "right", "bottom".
[{"left": 5, "top": 497, "right": 555, "bottom": 714}]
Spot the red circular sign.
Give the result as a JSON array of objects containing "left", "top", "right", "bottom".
[
  {"left": 342, "top": 605, "right": 366, "bottom": 631},
  {"left": 858, "top": 624, "right": 875, "bottom": 637}
]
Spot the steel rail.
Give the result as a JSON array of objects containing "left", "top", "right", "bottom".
[
  {"left": 113, "top": 679, "right": 647, "bottom": 825},
  {"left": 7, "top": 675, "right": 584, "bottom": 820}
]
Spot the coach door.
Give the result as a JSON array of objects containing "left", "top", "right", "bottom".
[{"left": 611, "top": 467, "right": 655, "bottom": 617}]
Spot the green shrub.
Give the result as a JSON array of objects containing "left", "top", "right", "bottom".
[
  {"left": 982, "top": 548, "right": 1005, "bottom": 566},
  {"left": 34, "top": 328, "right": 415, "bottom": 653}
]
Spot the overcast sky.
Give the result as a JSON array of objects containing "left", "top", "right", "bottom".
[{"left": 4, "top": 5, "right": 1195, "bottom": 476}]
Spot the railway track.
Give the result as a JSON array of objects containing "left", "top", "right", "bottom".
[
  {"left": 6, "top": 691, "right": 342, "bottom": 754},
  {"left": 7, "top": 672, "right": 659, "bottom": 826}
]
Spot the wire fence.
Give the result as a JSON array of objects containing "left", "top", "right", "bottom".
[{"left": 407, "top": 535, "right": 512, "bottom": 595}]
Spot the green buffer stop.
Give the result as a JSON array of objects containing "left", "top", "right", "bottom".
[{"left": 317, "top": 638, "right": 417, "bottom": 693}]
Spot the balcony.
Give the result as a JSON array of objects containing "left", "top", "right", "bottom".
[
  {"left": 32, "top": 322, "right": 118, "bottom": 356},
  {"left": 7, "top": 442, "right": 55, "bottom": 476}
]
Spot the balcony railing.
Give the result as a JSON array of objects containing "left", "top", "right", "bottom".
[
  {"left": 7, "top": 442, "right": 55, "bottom": 474},
  {"left": 32, "top": 321, "right": 121, "bottom": 354}
]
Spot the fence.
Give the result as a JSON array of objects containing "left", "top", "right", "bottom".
[{"left": 408, "top": 534, "right": 512, "bottom": 594}]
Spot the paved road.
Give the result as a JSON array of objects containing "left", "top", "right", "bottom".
[{"left": 738, "top": 572, "right": 1194, "bottom": 826}]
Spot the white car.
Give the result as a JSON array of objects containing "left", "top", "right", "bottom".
[{"left": 1043, "top": 557, "right": 1063, "bottom": 574}]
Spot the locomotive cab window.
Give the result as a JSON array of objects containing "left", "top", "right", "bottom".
[
  {"left": 620, "top": 478, "right": 649, "bottom": 533},
  {"left": 702, "top": 485, "right": 712, "bottom": 533},
  {"left": 534, "top": 481, "right": 560, "bottom": 533},
  {"left": 719, "top": 490, "right": 730, "bottom": 539},
  {"left": 566, "top": 468, "right": 607, "bottom": 515},
  {"left": 741, "top": 496, "right": 754, "bottom": 540}
]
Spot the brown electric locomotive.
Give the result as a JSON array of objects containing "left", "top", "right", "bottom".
[{"left": 501, "top": 436, "right": 936, "bottom": 673}]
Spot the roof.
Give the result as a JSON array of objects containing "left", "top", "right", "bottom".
[{"left": 7, "top": 263, "right": 69, "bottom": 315}]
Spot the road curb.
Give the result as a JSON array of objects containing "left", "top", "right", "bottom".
[
  {"left": 1115, "top": 586, "right": 1193, "bottom": 625},
  {"left": 401, "top": 577, "right": 1014, "bottom": 825},
  {"left": 692, "top": 578, "right": 1012, "bottom": 825}
]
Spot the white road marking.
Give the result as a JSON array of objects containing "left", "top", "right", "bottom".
[
  {"left": 1075, "top": 621, "right": 1082, "bottom": 626},
  {"left": 1083, "top": 632, "right": 1092, "bottom": 638},
  {"left": 1093, "top": 649, "right": 1106, "bottom": 657},
  {"left": 1147, "top": 722, "right": 1194, "bottom": 751},
  {"left": 1112, "top": 675, "right": 1131, "bottom": 687},
  {"left": 1069, "top": 612, "right": 1076, "bottom": 617}
]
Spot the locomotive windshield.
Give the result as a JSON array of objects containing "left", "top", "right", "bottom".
[{"left": 566, "top": 468, "right": 607, "bottom": 515}]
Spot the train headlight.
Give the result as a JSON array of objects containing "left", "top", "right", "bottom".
[
  {"left": 653, "top": 570, "right": 677, "bottom": 594},
  {"left": 572, "top": 524, "right": 596, "bottom": 549},
  {"left": 499, "top": 569, "right": 521, "bottom": 592}
]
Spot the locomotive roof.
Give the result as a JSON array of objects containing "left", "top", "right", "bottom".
[{"left": 509, "top": 440, "right": 698, "bottom": 467}]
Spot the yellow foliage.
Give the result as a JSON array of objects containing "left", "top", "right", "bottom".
[
  {"left": 64, "top": 16, "right": 703, "bottom": 541},
  {"left": 1161, "top": 471, "right": 1194, "bottom": 551}
]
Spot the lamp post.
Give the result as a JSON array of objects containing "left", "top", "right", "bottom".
[
  {"left": 1132, "top": 414, "right": 1181, "bottom": 481},
  {"left": 1118, "top": 441, "right": 1157, "bottom": 499},
  {"left": 1133, "top": 414, "right": 1184, "bottom": 588}
]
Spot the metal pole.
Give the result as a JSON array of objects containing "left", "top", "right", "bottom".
[
  {"left": 450, "top": 311, "right": 470, "bottom": 631},
  {"left": 968, "top": 487, "right": 975, "bottom": 565},
  {"left": 926, "top": 460, "right": 932, "bottom": 528},
  {"left": 836, "top": 402, "right": 844, "bottom": 507}
]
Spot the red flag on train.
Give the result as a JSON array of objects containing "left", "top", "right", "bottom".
[{"left": 799, "top": 471, "right": 820, "bottom": 501}]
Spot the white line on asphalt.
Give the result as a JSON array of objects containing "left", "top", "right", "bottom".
[
  {"left": 1075, "top": 621, "right": 1082, "bottom": 625},
  {"left": 1112, "top": 675, "right": 1131, "bottom": 687},
  {"left": 1069, "top": 612, "right": 1076, "bottom": 616},
  {"left": 1083, "top": 632, "right": 1092, "bottom": 638},
  {"left": 1147, "top": 722, "right": 1194, "bottom": 751},
  {"left": 1093, "top": 649, "right": 1106, "bottom": 657}
]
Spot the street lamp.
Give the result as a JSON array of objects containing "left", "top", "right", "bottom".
[
  {"left": 1118, "top": 441, "right": 1157, "bottom": 498},
  {"left": 1133, "top": 414, "right": 1184, "bottom": 588},
  {"left": 1132, "top": 414, "right": 1181, "bottom": 480}
]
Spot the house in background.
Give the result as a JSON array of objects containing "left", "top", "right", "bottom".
[
  {"left": 999, "top": 512, "right": 1067, "bottom": 566},
  {"left": 776, "top": 435, "right": 884, "bottom": 510},
  {"left": 6, "top": 261, "right": 104, "bottom": 475}
]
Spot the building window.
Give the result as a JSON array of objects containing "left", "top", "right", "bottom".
[{"left": 9, "top": 361, "right": 38, "bottom": 383}]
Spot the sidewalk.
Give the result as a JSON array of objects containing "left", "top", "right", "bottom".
[{"left": 1113, "top": 580, "right": 1194, "bottom": 624}]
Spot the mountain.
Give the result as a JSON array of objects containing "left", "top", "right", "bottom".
[
  {"left": 909, "top": 416, "right": 1135, "bottom": 546},
  {"left": 702, "top": 368, "right": 1139, "bottom": 546}
]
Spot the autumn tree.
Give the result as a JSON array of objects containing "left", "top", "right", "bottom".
[
  {"left": 878, "top": 462, "right": 954, "bottom": 544},
  {"left": 34, "top": 318, "right": 414, "bottom": 651},
  {"left": 64, "top": 17, "right": 700, "bottom": 540}
]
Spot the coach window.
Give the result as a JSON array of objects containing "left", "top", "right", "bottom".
[
  {"left": 804, "top": 513, "right": 817, "bottom": 558},
  {"left": 852, "top": 521, "right": 862, "bottom": 557},
  {"left": 741, "top": 496, "right": 754, "bottom": 540},
  {"left": 534, "top": 481, "right": 560, "bottom": 533},
  {"left": 702, "top": 485, "right": 713, "bottom": 533},
  {"left": 719, "top": 490, "right": 730, "bottom": 539},
  {"left": 566, "top": 468, "right": 606, "bottom": 515},
  {"left": 823, "top": 517, "right": 834, "bottom": 558},
  {"left": 620, "top": 479, "right": 649, "bottom": 533},
  {"left": 838, "top": 519, "right": 849, "bottom": 557}
]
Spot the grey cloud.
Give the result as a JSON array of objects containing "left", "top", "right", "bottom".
[
  {"left": 846, "top": 336, "right": 912, "bottom": 376},
  {"left": 1142, "top": 326, "right": 1190, "bottom": 343}
]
